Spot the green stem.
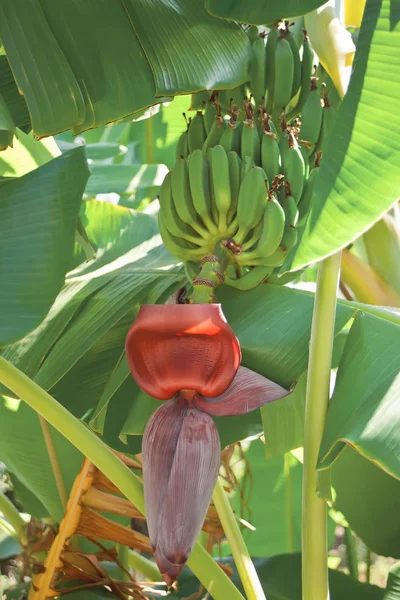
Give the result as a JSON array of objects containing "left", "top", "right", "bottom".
[
  {"left": 145, "top": 116, "right": 154, "bottom": 165},
  {"left": 0, "top": 491, "right": 25, "bottom": 537},
  {"left": 117, "top": 544, "right": 130, "bottom": 587},
  {"left": 38, "top": 415, "right": 68, "bottom": 510},
  {"left": 0, "top": 356, "right": 243, "bottom": 600},
  {"left": 128, "top": 549, "right": 163, "bottom": 582},
  {"left": 302, "top": 251, "right": 341, "bottom": 600},
  {"left": 344, "top": 527, "right": 359, "bottom": 580},
  {"left": 284, "top": 453, "right": 294, "bottom": 553},
  {"left": 213, "top": 477, "right": 266, "bottom": 600}
]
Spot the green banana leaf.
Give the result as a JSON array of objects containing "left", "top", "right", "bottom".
[
  {"left": 290, "top": 0, "right": 400, "bottom": 270},
  {"left": 0, "top": 130, "right": 60, "bottom": 178},
  {"left": 205, "top": 0, "right": 327, "bottom": 24},
  {"left": 318, "top": 311, "right": 400, "bottom": 480},
  {"left": 85, "top": 164, "right": 168, "bottom": 196},
  {"left": 0, "top": 148, "right": 89, "bottom": 348},
  {"left": 332, "top": 445, "right": 400, "bottom": 558},
  {"left": 384, "top": 563, "right": 400, "bottom": 600},
  {"left": 0, "top": 395, "right": 83, "bottom": 522},
  {"left": 0, "top": 56, "right": 30, "bottom": 135},
  {"left": 0, "top": 1, "right": 250, "bottom": 137},
  {"left": 362, "top": 213, "right": 400, "bottom": 295},
  {"left": 0, "top": 533, "right": 21, "bottom": 561}
]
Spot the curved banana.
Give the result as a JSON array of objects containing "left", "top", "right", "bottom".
[
  {"left": 305, "top": 4, "right": 355, "bottom": 99},
  {"left": 227, "top": 151, "right": 242, "bottom": 224},
  {"left": 273, "top": 31, "right": 294, "bottom": 116},
  {"left": 224, "top": 265, "right": 273, "bottom": 290},
  {"left": 171, "top": 157, "right": 209, "bottom": 238},
  {"left": 241, "top": 155, "right": 256, "bottom": 180},
  {"left": 297, "top": 157, "right": 320, "bottom": 226},
  {"left": 204, "top": 97, "right": 217, "bottom": 135},
  {"left": 246, "top": 25, "right": 260, "bottom": 43},
  {"left": 208, "top": 145, "right": 232, "bottom": 233},
  {"left": 220, "top": 121, "right": 241, "bottom": 154},
  {"left": 299, "top": 78, "right": 323, "bottom": 149},
  {"left": 234, "top": 166, "right": 268, "bottom": 244},
  {"left": 286, "top": 23, "right": 302, "bottom": 100},
  {"left": 188, "top": 111, "right": 207, "bottom": 153},
  {"left": 261, "top": 127, "right": 281, "bottom": 184},
  {"left": 282, "top": 188, "right": 299, "bottom": 227},
  {"left": 188, "top": 149, "right": 218, "bottom": 235},
  {"left": 288, "top": 32, "right": 315, "bottom": 120},
  {"left": 280, "top": 130, "right": 305, "bottom": 203},
  {"left": 238, "top": 245, "right": 287, "bottom": 267},
  {"left": 241, "top": 119, "right": 261, "bottom": 165},
  {"left": 240, "top": 192, "right": 285, "bottom": 261},
  {"left": 281, "top": 224, "right": 298, "bottom": 252},
  {"left": 250, "top": 36, "right": 267, "bottom": 108},
  {"left": 317, "top": 84, "right": 336, "bottom": 154},
  {"left": 159, "top": 172, "right": 203, "bottom": 245},
  {"left": 265, "top": 25, "right": 279, "bottom": 114},
  {"left": 202, "top": 115, "right": 227, "bottom": 155},
  {"left": 158, "top": 212, "right": 204, "bottom": 263},
  {"left": 241, "top": 219, "right": 264, "bottom": 251},
  {"left": 189, "top": 90, "right": 210, "bottom": 111},
  {"left": 176, "top": 129, "right": 189, "bottom": 159}
]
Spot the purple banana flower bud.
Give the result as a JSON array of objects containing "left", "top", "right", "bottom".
[
  {"left": 142, "top": 396, "right": 220, "bottom": 587},
  {"left": 194, "top": 365, "right": 289, "bottom": 416}
]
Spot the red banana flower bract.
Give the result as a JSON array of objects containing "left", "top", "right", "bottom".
[
  {"left": 125, "top": 304, "right": 241, "bottom": 400},
  {"left": 126, "top": 303, "right": 289, "bottom": 586}
]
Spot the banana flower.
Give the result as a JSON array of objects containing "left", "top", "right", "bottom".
[{"left": 126, "top": 303, "right": 288, "bottom": 585}]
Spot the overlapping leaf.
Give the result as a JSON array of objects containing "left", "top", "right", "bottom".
[
  {"left": 0, "top": 148, "right": 89, "bottom": 347},
  {"left": 291, "top": 0, "right": 400, "bottom": 270},
  {"left": 205, "top": 0, "right": 327, "bottom": 24},
  {"left": 0, "top": 0, "right": 250, "bottom": 137}
]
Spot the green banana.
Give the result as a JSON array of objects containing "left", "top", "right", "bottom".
[
  {"left": 189, "top": 90, "right": 209, "bottom": 111},
  {"left": 188, "top": 149, "right": 218, "bottom": 235},
  {"left": 281, "top": 224, "right": 298, "bottom": 252},
  {"left": 208, "top": 145, "right": 232, "bottom": 233},
  {"left": 250, "top": 36, "right": 267, "bottom": 108},
  {"left": 266, "top": 267, "right": 305, "bottom": 285},
  {"left": 241, "top": 119, "right": 261, "bottom": 165},
  {"left": 299, "top": 77, "right": 323, "bottom": 148},
  {"left": 176, "top": 128, "right": 189, "bottom": 159},
  {"left": 158, "top": 212, "right": 204, "bottom": 262},
  {"left": 241, "top": 219, "right": 264, "bottom": 251},
  {"left": 281, "top": 187, "right": 299, "bottom": 227},
  {"left": 280, "top": 130, "right": 305, "bottom": 203},
  {"left": 285, "top": 23, "right": 302, "bottom": 100},
  {"left": 224, "top": 265, "right": 273, "bottom": 290},
  {"left": 261, "top": 126, "right": 281, "bottom": 184},
  {"left": 188, "top": 111, "right": 207, "bottom": 153},
  {"left": 159, "top": 171, "right": 203, "bottom": 244},
  {"left": 227, "top": 151, "right": 242, "bottom": 224},
  {"left": 234, "top": 166, "right": 268, "bottom": 244},
  {"left": 241, "top": 155, "right": 256, "bottom": 180},
  {"left": 297, "top": 158, "right": 320, "bottom": 226},
  {"left": 202, "top": 115, "right": 226, "bottom": 155},
  {"left": 204, "top": 97, "right": 217, "bottom": 135},
  {"left": 246, "top": 25, "right": 260, "bottom": 44},
  {"left": 238, "top": 245, "right": 287, "bottom": 267},
  {"left": 265, "top": 25, "right": 279, "bottom": 114},
  {"left": 171, "top": 157, "right": 209, "bottom": 238},
  {"left": 220, "top": 120, "right": 241, "bottom": 154},
  {"left": 317, "top": 84, "right": 336, "bottom": 154},
  {"left": 273, "top": 31, "right": 294, "bottom": 116},
  {"left": 239, "top": 191, "right": 285, "bottom": 261},
  {"left": 287, "top": 32, "right": 314, "bottom": 120}
]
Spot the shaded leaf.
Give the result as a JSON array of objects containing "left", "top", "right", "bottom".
[
  {"left": 85, "top": 164, "right": 168, "bottom": 196},
  {"left": 332, "top": 445, "right": 400, "bottom": 558},
  {"left": 0, "top": 534, "right": 21, "bottom": 560},
  {"left": 291, "top": 0, "right": 400, "bottom": 270},
  {"left": 0, "top": 396, "right": 82, "bottom": 522},
  {"left": 0, "top": 1, "right": 250, "bottom": 137},
  {"left": 0, "top": 130, "right": 60, "bottom": 178},
  {"left": 384, "top": 563, "right": 400, "bottom": 600},
  {"left": 0, "top": 148, "right": 89, "bottom": 347},
  {"left": 205, "top": 0, "right": 327, "bottom": 24},
  {"left": 319, "top": 311, "right": 400, "bottom": 480}
]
